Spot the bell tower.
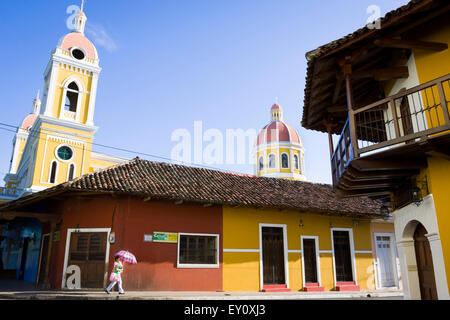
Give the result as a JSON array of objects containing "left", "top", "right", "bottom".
[
  {"left": 8, "top": 2, "right": 102, "bottom": 194},
  {"left": 0, "top": 1, "right": 126, "bottom": 203},
  {"left": 40, "top": 2, "right": 100, "bottom": 127}
]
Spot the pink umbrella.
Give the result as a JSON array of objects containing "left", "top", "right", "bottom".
[{"left": 114, "top": 250, "right": 137, "bottom": 264}]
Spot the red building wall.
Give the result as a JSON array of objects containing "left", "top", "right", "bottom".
[{"left": 47, "top": 195, "right": 223, "bottom": 291}]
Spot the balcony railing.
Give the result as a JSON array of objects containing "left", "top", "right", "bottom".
[
  {"left": 0, "top": 187, "right": 21, "bottom": 199},
  {"left": 331, "top": 74, "right": 450, "bottom": 187},
  {"left": 331, "top": 119, "right": 354, "bottom": 186}
]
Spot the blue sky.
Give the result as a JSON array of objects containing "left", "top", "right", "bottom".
[{"left": 0, "top": 0, "right": 409, "bottom": 184}]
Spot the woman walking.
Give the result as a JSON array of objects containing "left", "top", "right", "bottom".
[{"left": 105, "top": 256, "right": 125, "bottom": 294}]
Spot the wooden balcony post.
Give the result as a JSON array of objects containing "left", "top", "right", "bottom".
[
  {"left": 43, "top": 222, "right": 56, "bottom": 286},
  {"left": 326, "top": 122, "right": 334, "bottom": 158},
  {"left": 344, "top": 69, "right": 359, "bottom": 157},
  {"left": 437, "top": 81, "right": 450, "bottom": 126},
  {"left": 390, "top": 98, "right": 402, "bottom": 138}
]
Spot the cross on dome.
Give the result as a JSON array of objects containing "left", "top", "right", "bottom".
[{"left": 73, "top": 0, "right": 87, "bottom": 34}]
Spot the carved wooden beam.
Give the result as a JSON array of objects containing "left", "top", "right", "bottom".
[
  {"left": 327, "top": 105, "right": 347, "bottom": 113},
  {"left": 374, "top": 38, "right": 448, "bottom": 52},
  {"left": 351, "top": 66, "right": 409, "bottom": 81},
  {"left": 352, "top": 159, "right": 426, "bottom": 171},
  {"left": 0, "top": 211, "right": 61, "bottom": 222}
]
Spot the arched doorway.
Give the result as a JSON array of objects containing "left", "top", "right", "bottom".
[{"left": 413, "top": 223, "right": 438, "bottom": 300}]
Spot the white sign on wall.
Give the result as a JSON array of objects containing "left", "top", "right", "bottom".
[{"left": 66, "top": 265, "right": 81, "bottom": 289}]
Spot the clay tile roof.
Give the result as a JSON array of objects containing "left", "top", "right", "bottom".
[{"left": 1, "top": 158, "right": 386, "bottom": 218}]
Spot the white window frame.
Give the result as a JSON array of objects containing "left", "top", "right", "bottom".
[
  {"left": 301, "top": 235, "right": 322, "bottom": 287},
  {"left": 55, "top": 144, "right": 75, "bottom": 163},
  {"left": 293, "top": 153, "right": 299, "bottom": 170},
  {"left": 61, "top": 228, "right": 112, "bottom": 289},
  {"left": 59, "top": 76, "right": 84, "bottom": 122},
  {"left": 259, "top": 223, "right": 289, "bottom": 291},
  {"left": 300, "top": 151, "right": 305, "bottom": 174},
  {"left": 177, "top": 232, "right": 220, "bottom": 269},
  {"left": 330, "top": 228, "right": 357, "bottom": 286},
  {"left": 70, "top": 47, "right": 87, "bottom": 61}
]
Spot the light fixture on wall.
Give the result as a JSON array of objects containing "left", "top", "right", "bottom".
[
  {"left": 353, "top": 219, "right": 359, "bottom": 227},
  {"left": 299, "top": 219, "right": 304, "bottom": 227},
  {"left": 381, "top": 205, "right": 391, "bottom": 216},
  {"left": 411, "top": 187, "right": 423, "bottom": 207}
]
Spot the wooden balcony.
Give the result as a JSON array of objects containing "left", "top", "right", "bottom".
[
  {"left": 331, "top": 74, "right": 450, "bottom": 201},
  {"left": 0, "top": 187, "right": 21, "bottom": 201}
]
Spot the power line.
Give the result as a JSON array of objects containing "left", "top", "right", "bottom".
[{"left": 0, "top": 121, "right": 253, "bottom": 175}]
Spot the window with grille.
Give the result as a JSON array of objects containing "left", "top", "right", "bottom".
[
  {"left": 68, "top": 163, "right": 75, "bottom": 180},
  {"left": 258, "top": 156, "right": 264, "bottom": 171},
  {"left": 268, "top": 154, "right": 276, "bottom": 169},
  {"left": 281, "top": 153, "right": 289, "bottom": 168},
  {"left": 49, "top": 161, "right": 58, "bottom": 184},
  {"left": 178, "top": 234, "right": 219, "bottom": 268}
]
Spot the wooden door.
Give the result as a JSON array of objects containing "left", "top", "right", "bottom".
[
  {"left": 414, "top": 224, "right": 438, "bottom": 300},
  {"left": 67, "top": 232, "right": 108, "bottom": 288},
  {"left": 262, "top": 227, "right": 285, "bottom": 285},
  {"left": 303, "top": 238, "right": 318, "bottom": 283},
  {"left": 333, "top": 230, "right": 353, "bottom": 282}
]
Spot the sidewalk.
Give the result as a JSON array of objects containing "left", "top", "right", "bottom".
[{"left": 0, "top": 279, "right": 404, "bottom": 300}]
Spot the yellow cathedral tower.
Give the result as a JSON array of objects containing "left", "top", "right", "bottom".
[{"left": 0, "top": 3, "right": 126, "bottom": 203}]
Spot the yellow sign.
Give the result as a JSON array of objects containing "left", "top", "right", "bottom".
[{"left": 153, "top": 232, "right": 178, "bottom": 243}]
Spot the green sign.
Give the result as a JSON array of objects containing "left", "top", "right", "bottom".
[
  {"left": 153, "top": 232, "right": 178, "bottom": 243},
  {"left": 53, "top": 231, "right": 60, "bottom": 242}
]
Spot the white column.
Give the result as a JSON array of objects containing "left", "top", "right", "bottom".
[
  {"left": 426, "top": 233, "right": 450, "bottom": 300},
  {"left": 86, "top": 72, "right": 99, "bottom": 126},
  {"left": 43, "top": 62, "right": 60, "bottom": 117},
  {"left": 397, "top": 239, "right": 421, "bottom": 300}
]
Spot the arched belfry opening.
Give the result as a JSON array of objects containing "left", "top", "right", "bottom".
[{"left": 64, "top": 82, "right": 80, "bottom": 112}]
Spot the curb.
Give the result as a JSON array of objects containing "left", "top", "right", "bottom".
[{"left": 0, "top": 291, "right": 404, "bottom": 300}]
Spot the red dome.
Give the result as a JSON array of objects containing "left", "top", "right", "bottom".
[
  {"left": 58, "top": 32, "right": 97, "bottom": 59},
  {"left": 256, "top": 120, "right": 301, "bottom": 146},
  {"left": 21, "top": 114, "right": 38, "bottom": 130}
]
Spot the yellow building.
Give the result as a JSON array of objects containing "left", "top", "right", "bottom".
[
  {"left": 0, "top": 7, "right": 126, "bottom": 204},
  {"left": 301, "top": 0, "right": 449, "bottom": 299},
  {"left": 255, "top": 103, "right": 306, "bottom": 181},
  {"left": 223, "top": 206, "right": 379, "bottom": 292},
  {"left": 220, "top": 102, "right": 400, "bottom": 292}
]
